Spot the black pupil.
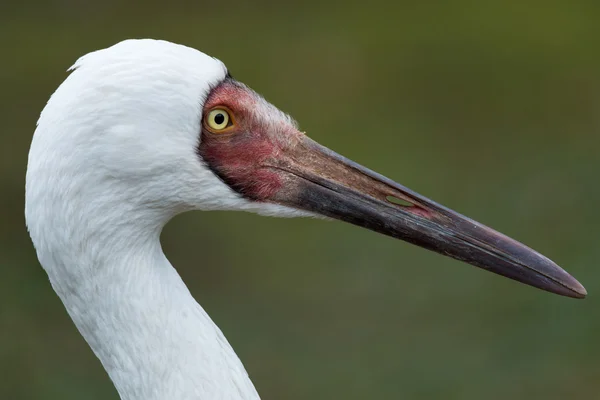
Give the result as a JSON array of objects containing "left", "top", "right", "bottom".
[{"left": 214, "top": 113, "right": 225, "bottom": 125}]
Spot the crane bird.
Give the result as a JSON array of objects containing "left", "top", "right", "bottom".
[{"left": 26, "top": 39, "right": 585, "bottom": 400}]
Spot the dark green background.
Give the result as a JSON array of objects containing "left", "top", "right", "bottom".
[{"left": 1, "top": 1, "right": 598, "bottom": 399}]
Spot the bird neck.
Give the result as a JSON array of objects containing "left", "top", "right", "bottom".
[{"left": 29, "top": 202, "right": 260, "bottom": 400}]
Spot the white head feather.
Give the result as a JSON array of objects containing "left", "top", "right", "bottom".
[{"left": 25, "top": 39, "right": 307, "bottom": 400}]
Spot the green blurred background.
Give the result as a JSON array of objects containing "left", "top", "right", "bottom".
[{"left": 1, "top": 1, "right": 599, "bottom": 399}]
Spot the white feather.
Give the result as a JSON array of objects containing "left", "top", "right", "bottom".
[{"left": 26, "top": 39, "right": 306, "bottom": 400}]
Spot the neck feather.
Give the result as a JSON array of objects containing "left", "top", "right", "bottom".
[{"left": 27, "top": 192, "right": 260, "bottom": 400}]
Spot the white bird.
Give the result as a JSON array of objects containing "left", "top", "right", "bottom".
[{"left": 25, "top": 39, "right": 586, "bottom": 400}]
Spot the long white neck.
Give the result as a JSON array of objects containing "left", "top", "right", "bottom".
[
  {"left": 26, "top": 182, "right": 260, "bottom": 400},
  {"left": 25, "top": 39, "right": 280, "bottom": 400}
]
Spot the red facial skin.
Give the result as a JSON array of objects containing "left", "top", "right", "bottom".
[{"left": 198, "top": 79, "right": 303, "bottom": 200}]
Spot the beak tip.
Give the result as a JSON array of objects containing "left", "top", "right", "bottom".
[
  {"left": 514, "top": 250, "right": 587, "bottom": 299},
  {"left": 570, "top": 280, "right": 587, "bottom": 299},
  {"left": 554, "top": 271, "right": 587, "bottom": 299}
]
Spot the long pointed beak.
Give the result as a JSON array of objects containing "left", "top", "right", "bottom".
[{"left": 269, "top": 136, "right": 586, "bottom": 299}]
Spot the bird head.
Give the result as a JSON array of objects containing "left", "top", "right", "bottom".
[{"left": 26, "top": 39, "right": 586, "bottom": 298}]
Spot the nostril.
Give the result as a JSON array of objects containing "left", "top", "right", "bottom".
[{"left": 386, "top": 195, "right": 414, "bottom": 207}]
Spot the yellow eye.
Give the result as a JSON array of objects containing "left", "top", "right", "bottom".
[{"left": 206, "top": 108, "right": 232, "bottom": 131}]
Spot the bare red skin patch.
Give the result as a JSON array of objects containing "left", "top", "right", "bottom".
[{"left": 198, "top": 79, "right": 300, "bottom": 200}]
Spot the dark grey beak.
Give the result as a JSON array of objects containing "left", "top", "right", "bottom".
[{"left": 268, "top": 136, "right": 586, "bottom": 299}]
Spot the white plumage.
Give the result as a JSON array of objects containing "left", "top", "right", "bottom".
[{"left": 26, "top": 39, "right": 290, "bottom": 400}]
